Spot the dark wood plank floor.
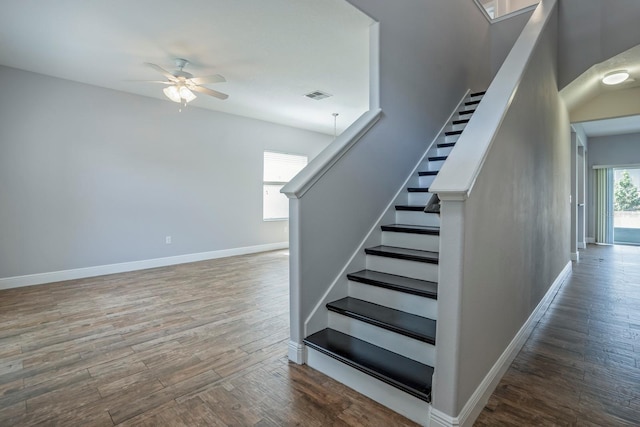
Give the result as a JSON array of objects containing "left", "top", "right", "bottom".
[
  {"left": 0, "top": 250, "right": 415, "bottom": 426},
  {"left": 3, "top": 244, "right": 639, "bottom": 426},
  {"left": 476, "top": 244, "right": 640, "bottom": 426}
]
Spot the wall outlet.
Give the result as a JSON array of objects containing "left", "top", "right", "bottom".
[{"left": 165, "top": 236, "right": 172, "bottom": 244}]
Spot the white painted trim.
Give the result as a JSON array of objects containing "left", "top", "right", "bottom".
[
  {"left": 288, "top": 340, "right": 305, "bottom": 364},
  {"left": 302, "top": 91, "right": 471, "bottom": 337},
  {"left": 586, "top": 237, "right": 595, "bottom": 243},
  {"left": 578, "top": 242, "right": 587, "bottom": 249},
  {"left": 593, "top": 163, "right": 640, "bottom": 170},
  {"left": 570, "top": 252, "right": 579, "bottom": 261},
  {"left": 472, "top": 0, "right": 539, "bottom": 24},
  {"left": 0, "top": 242, "right": 289, "bottom": 291},
  {"left": 430, "top": 0, "right": 557, "bottom": 198},
  {"left": 430, "top": 261, "right": 572, "bottom": 427}
]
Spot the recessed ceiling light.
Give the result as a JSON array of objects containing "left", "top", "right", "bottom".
[{"left": 602, "top": 70, "right": 630, "bottom": 85}]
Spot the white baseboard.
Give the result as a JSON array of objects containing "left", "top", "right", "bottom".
[
  {"left": 570, "top": 252, "right": 579, "bottom": 261},
  {"left": 0, "top": 242, "right": 289, "bottom": 291},
  {"left": 578, "top": 242, "right": 586, "bottom": 249},
  {"left": 586, "top": 237, "right": 595, "bottom": 244},
  {"left": 431, "top": 261, "right": 572, "bottom": 427},
  {"left": 288, "top": 340, "right": 305, "bottom": 364}
]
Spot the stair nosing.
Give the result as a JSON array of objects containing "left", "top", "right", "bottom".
[
  {"left": 459, "top": 110, "right": 475, "bottom": 115},
  {"left": 364, "top": 245, "right": 438, "bottom": 264},
  {"left": 428, "top": 155, "right": 448, "bottom": 162},
  {"left": 395, "top": 205, "right": 426, "bottom": 211},
  {"left": 418, "top": 170, "right": 438, "bottom": 176},
  {"left": 380, "top": 224, "right": 439, "bottom": 236},
  {"left": 304, "top": 328, "right": 432, "bottom": 402},
  {"left": 326, "top": 297, "right": 437, "bottom": 344},
  {"left": 347, "top": 269, "right": 438, "bottom": 299},
  {"left": 452, "top": 119, "right": 469, "bottom": 125},
  {"left": 445, "top": 130, "right": 462, "bottom": 136},
  {"left": 407, "top": 187, "right": 430, "bottom": 192},
  {"left": 437, "top": 142, "right": 455, "bottom": 148}
]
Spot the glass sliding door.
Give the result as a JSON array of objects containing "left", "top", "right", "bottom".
[{"left": 613, "top": 168, "right": 640, "bottom": 245}]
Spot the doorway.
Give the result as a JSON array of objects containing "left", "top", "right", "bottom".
[{"left": 614, "top": 168, "right": 640, "bottom": 245}]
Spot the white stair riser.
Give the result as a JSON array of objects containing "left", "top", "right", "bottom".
[
  {"left": 445, "top": 134, "right": 460, "bottom": 143},
  {"left": 306, "top": 348, "right": 430, "bottom": 425},
  {"left": 382, "top": 230, "right": 439, "bottom": 252},
  {"left": 427, "top": 160, "right": 445, "bottom": 171},
  {"left": 395, "top": 211, "right": 440, "bottom": 227},
  {"left": 437, "top": 146, "right": 454, "bottom": 157},
  {"left": 408, "top": 191, "right": 431, "bottom": 205},
  {"left": 328, "top": 312, "right": 436, "bottom": 366},
  {"left": 366, "top": 255, "right": 438, "bottom": 282},
  {"left": 450, "top": 123, "right": 467, "bottom": 132},
  {"left": 348, "top": 280, "right": 438, "bottom": 319},
  {"left": 418, "top": 175, "right": 436, "bottom": 188}
]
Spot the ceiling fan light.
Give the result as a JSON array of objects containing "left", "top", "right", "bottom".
[
  {"left": 163, "top": 85, "right": 181, "bottom": 103},
  {"left": 179, "top": 86, "right": 197, "bottom": 103},
  {"left": 602, "top": 70, "right": 630, "bottom": 85}
]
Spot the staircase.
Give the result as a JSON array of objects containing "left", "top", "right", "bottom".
[{"left": 303, "top": 91, "right": 485, "bottom": 423}]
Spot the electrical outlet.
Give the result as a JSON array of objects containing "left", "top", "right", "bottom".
[{"left": 165, "top": 236, "right": 172, "bottom": 244}]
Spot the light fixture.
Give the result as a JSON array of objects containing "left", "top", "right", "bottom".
[
  {"left": 162, "top": 84, "right": 197, "bottom": 103},
  {"left": 602, "top": 70, "right": 630, "bottom": 85}
]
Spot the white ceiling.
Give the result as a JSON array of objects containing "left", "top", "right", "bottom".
[
  {"left": 0, "top": 0, "right": 372, "bottom": 135},
  {"left": 561, "top": 44, "right": 640, "bottom": 139},
  {"left": 576, "top": 115, "right": 640, "bottom": 138}
]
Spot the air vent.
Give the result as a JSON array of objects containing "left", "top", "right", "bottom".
[{"left": 304, "top": 90, "right": 332, "bottom": 100}]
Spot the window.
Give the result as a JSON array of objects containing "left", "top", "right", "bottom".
[{"left": 263, "top": 151, "right": 308, "bottom": 220}]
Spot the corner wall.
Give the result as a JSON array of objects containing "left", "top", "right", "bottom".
[
  {"left": 0, "top": 66, "right": 331, "bottom": 280},
  {"left": 456, "top": 5, "right": 569, "bottom": 413},
  {"left": 287, "top": 0, "right": 492, "bottom": 350}
]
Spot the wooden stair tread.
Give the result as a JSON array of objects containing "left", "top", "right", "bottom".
[
  {"left": 395, "top": 205, "right": 426, "bottom": 211},
  {"left": 326, "top": 297, "right": 436, "bottom": 344},
  {"left": 347, "top": 269, "right": 437, "bottom": 299},
  {"left": 444, "top": 130, "right": 462, "bottom": 136},
  {"left": 437, "top": 142, "right": 455, "bottom": 148},
  {"left": 470, "top": 90, "right": 486, "bottom": 97},
  {"left": 407, "top": 187, "right": 430, "bottom": 192},
  {"left": 428, "top": 155, "right": 448, "bottom": 161},
  {"left": 304, "top": 328, "right": 433, "bottom": 402},
  {"left": 465, "top": 99, "right": 481, "bottom": 106},
  {"left": 381, "top": 224, "right": 439, "bottom": 235},
  {"left": 459, "top": 110, "right": 475, "bottom": 116},
  {"left": 364, "top": 245, "right": 439, "bottom": 264},
  {"left": 452, "top": 119, "right": 469, "bottom": 125},
  {"left": 418, "top": 170, "right": 438, "bottom": 176}
]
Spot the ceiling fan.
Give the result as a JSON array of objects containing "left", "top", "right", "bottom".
[{"left": 143, "top": 58, "right": 228, "bottom": 104}]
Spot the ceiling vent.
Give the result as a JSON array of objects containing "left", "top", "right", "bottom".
[{"left": 305, "top": 90, "right": 332, "bottom": 100}]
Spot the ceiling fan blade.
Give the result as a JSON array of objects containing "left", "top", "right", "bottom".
[
  {"left": 189, "top": 74, "right": 226, "bottom": 85},
  {"left": 144, "top": 62, "right": 178, "bottom": 82},
  {"left": 190, "top": 85, "right": 229, "bottom": 100},
  {"left": 125, "top": 79, "right": 173, "bottom": 84}
]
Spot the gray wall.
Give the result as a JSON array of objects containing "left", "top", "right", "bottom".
[
  {"left": 490, "top": 9, "right": 534, "bottom": 77},
  {"left": 456, "top": 7, "right": 570, "bottom": 412},
  {"left": 558, "top": 0, "right": 640, "bottom": 88},
  {"left": 586, "top": 132, "right": 640, "bottom": 239},
  {"left": 0, "top": 66, "right": 331, "bottom": 278},
  {"left": 291, "top": 0, "right": 492, "bottom": 342}
]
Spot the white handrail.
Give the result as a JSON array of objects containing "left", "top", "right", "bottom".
[
  {"left": 430, "top": 0, "right": 556, "bottom": 200},
  {"left": 281, "top": 108, "right": 382, "bottom": 199}
]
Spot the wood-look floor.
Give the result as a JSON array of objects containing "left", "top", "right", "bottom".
[
  {"left": 3, "top": 245, "right": 640, "bottom": 426},
  {"left": 476, "top": 244, "right": 640, "bottom": 426},
  {"left": 0, "top": 250, "right": 415, "bottom": 426}
]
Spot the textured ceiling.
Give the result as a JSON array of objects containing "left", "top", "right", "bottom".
[{"left": 0, "top": 0, "right": 372, "bottom": 135}]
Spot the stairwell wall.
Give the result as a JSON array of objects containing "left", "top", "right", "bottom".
[
  {"left": 441, "top": 4, "right": 571, "bottom": 418},
  {"left": 286, "top": 0, "right": 493, "bottom": 354}
]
